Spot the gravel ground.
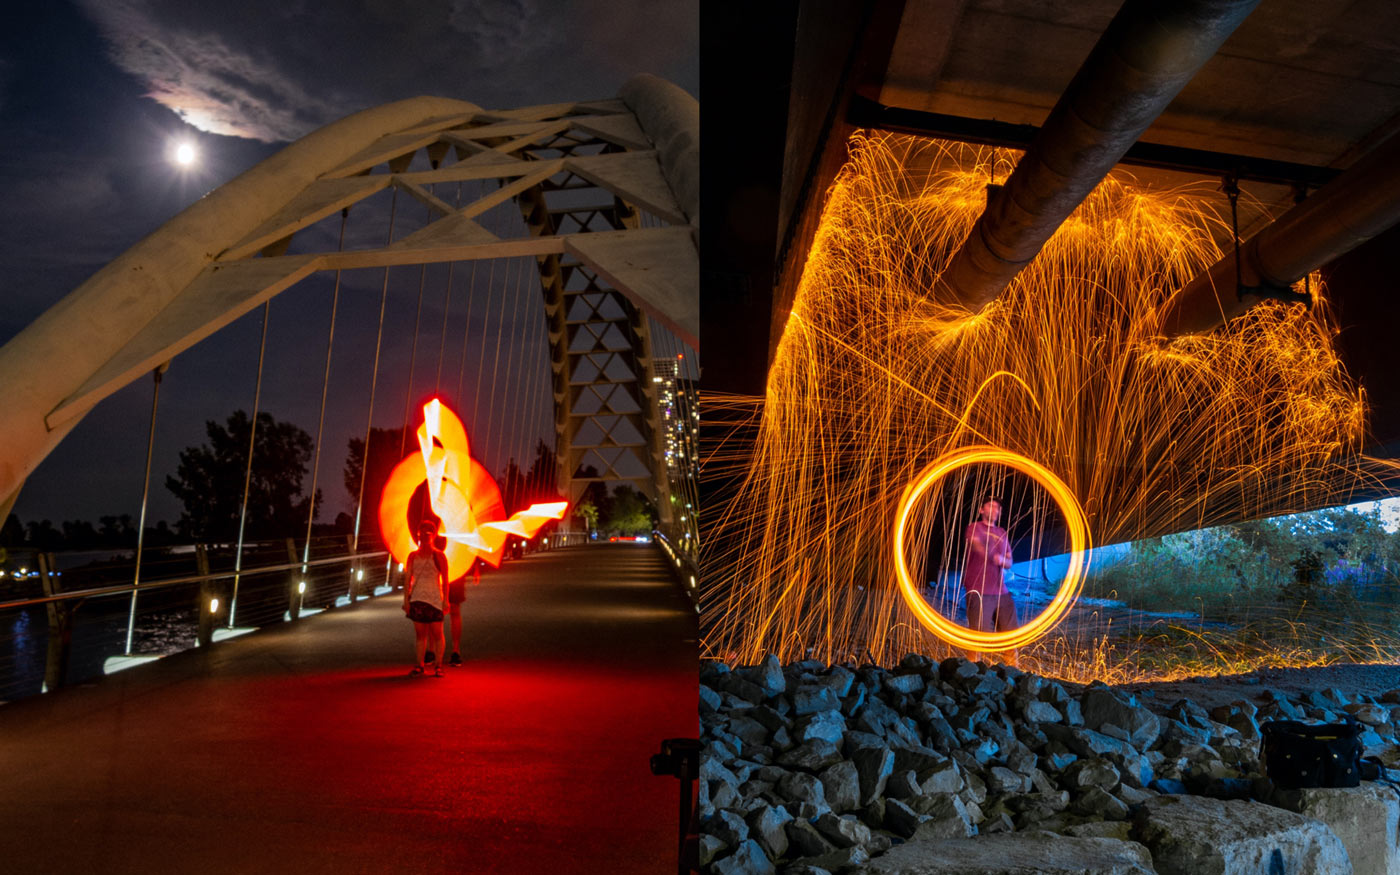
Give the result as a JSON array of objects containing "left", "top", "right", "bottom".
[{"left": 1113, "top": 662, "right": 1400, "bottom": 714}]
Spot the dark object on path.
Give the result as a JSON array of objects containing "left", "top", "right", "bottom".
[
  {"left": 651, "top": 737, "right": 700, "bottom": 875},
  {"left": 1261, "top": 715, "right": 1363, "bottom": 789}
]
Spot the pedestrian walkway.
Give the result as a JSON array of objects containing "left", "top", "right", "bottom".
[{"left": 0, "top": 543, "right": 698, "bottom": 874}]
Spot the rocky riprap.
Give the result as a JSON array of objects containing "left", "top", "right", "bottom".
[{"left": 699, "top": 655, "right": 1400, "bottom": 874}]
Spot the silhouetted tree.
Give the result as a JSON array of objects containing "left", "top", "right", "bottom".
[
  {"left": 343, "top": 426, "right": 408, "bottom": 535},
  {"left": 602, "top": 484, "right": 656, "bottom": 536},
  {"left": 61, "top": 519, "right": 98, "bottom": 547},
  {"left": 25, "top": 519, "right": 62, "bottom": 551},
  {"left": 500, "top": 457, "right": 527, "bottom": 515},
  {"left": 165, "top": 410, "right": 318, "bottom": 540},
  {"left": 1, "top": 514, "right": 24, "bottom": 548},
  {"left": 574, "top": 465, "right": 609, "bottom": 531},
  {"left": 98, "top": 514, "right": 136, "bottom": 547},
  {"left": 526, "top": 440, "right": 559, "bottom": 503}
]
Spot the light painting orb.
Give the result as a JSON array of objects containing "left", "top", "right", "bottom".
[
  {"left": 378, "top": 398, "right": 567, "bottom": 580},
  {"left": 893, "top": 445, "right": 1091, "bottom": 652}
]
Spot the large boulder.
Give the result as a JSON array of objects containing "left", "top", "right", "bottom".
[
  {"left": 1132, "top": 794, "right": 1350, "bottom": 875},
  {"left": 816, "top": 761, "right": 861, "bottom": 814},
  {"left": 754, "top": 654, "right": 786, "bottom": 698},
  {"left": 746, "top": 804, "right": 793, "bottom": 862},
  {"left": 1081, "top": 687, "right": 1161, "bottom": 750},
  {"left": 850, "top": 832, "right": 1155, "bottom": 874},
  {"left": 710, "top": 838, "right": 776, "bottom": 875},
  {"left": 1271, "top": 782, "right": 1400, "bottom": 875}
]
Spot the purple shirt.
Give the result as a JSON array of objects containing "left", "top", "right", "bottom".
[{"left": 963, "top": 521, "right": 1010, "bottom": 596}]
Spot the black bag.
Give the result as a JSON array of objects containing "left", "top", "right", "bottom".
[{"left": 1260, "top": 716, "right": 1363, "bottom": 789}]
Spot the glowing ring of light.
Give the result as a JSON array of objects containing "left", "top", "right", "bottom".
[{"left": 893, "top": 445, "right": 1091, "bottom": 652}]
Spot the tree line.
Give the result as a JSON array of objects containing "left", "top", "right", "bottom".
[{"left": 2, "top": 410, "right": 657, "bottom": 554}]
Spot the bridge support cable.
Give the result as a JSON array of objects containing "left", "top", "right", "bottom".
[
  {"left": 124, "top": 363, "right": 167, "bottom": 655},
  {"left": 454, "top": 259, "right": 480, "bottom": 405},
  {"left": 483, "top": 258, "right": 516, "bottom": 475},
  {"left": 472, "top": 256, "right": 498, "bottom": 446},
  {"left": 494, "top": 254, "right": 530, "bottom": 469},
  {"left": 350, "top": 188, "right": 400, "bottom": 563},
  {"left": 433, "top": 182, "right": 465, "bottom": 396},
  {"left": 229, "top": 301, "right": 272, "bottom": 628},
  {"left": 297, "top": 211, "right": 349, "bottom": 603}
]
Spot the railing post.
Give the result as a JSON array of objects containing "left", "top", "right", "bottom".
[
  {"left": 286, "top": 537, "right": 302, "bottom": 620},
  {"left": 345, "top": 534, "right": 359, "bottom": 603},
  {"left": 196, "top": 544, "right": 216, "bottom": 649},
  {"left": 39, "top": 552, "right": 72, "bottom": 692}
]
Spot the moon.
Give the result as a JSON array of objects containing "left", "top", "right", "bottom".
[{"left": 173, "top": 142, "right": 196, "bottom": 166}]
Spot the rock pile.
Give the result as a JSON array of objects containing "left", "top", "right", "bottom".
[{"left": 699, "top": 655, "right": 1400, "bottom": 874}]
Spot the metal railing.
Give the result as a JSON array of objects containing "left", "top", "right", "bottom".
[
  {"left": 0, "top": 528, "right": 592, "bottom": 704},
  {"left": 654, "top": 530, "right": 699, "bottom": 609}
]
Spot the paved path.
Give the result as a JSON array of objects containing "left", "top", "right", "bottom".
[{"left": 0, "top": 543, "right": 697, "bottom": 873}]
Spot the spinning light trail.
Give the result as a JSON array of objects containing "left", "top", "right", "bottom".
[
  {"left": 379, "top": 399, "right": 567, "bottom": 579},
  {"left": 894, "top": 446, "right": 1089, "bottom": 652},
  {"left": 704, "top": 133, "right": 1393, "bottom": 671}
]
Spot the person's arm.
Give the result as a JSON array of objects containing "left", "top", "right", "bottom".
[
  {"left": 966, "top": 523, "right": 996, "bottom": 558},
  {"left": 436, "top": 553, "right": 450, "bottom": 604},
  {"left": 997, "top": 530, "right": 1013, "bottom": 568},
  {"left": 403, "top": 552, "right": 414, "bottom": 611}
]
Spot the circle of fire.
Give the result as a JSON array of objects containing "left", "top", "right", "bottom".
[
  {"left": 893, "top": 445, "right": 1091, "bottom": 652},
  {"left": 379, "top": 399, "right": 567, "bottom": 579}
]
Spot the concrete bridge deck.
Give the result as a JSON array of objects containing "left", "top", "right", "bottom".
[{"left": 0, "top": 543, "right": 697, "bottom": 873}]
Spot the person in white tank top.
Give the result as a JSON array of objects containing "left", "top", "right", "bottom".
[{"left": 403, "top": 520, "right": 449, "bottom": 676}]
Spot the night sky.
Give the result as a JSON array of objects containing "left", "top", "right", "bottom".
[{"left": 0, "top": 0, "right": 698, "bottom": 530}]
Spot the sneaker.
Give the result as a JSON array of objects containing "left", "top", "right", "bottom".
[
  {"left": 424, "top": 650, "right": 435, "bottom": 664},
  {"left": 433, "top": 666, "right": 444, "bottom": 677},
  {"left": 449, "top": 652, "right": 462, "bottom": 667},
  {"left": 409, "top": 665, "right": 424, "bottom": 676}
]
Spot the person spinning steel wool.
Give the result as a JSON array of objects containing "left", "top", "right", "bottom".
[
  {"left": 403, "top": 520, "right": 449, "bottom": 677},
  {"left": 962, "top": 495, "right": 1018, "bottom": 664}
]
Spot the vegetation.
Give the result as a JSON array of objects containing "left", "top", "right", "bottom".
[
  {"left": 1083, "top": 506, "right": 1400, "bottom": 622},
  {"left": 165, "top": 410, "right": 318, "bottom": 540}
]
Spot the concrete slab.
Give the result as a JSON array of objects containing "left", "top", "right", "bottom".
[
  {"left": 1133, "top": 794, "right": 1351, "bottom": 875},
  {"left": 852, "top": 831, "right": 1156, "bottom": 874},
  {"left": 1272, "top": 782, "right": 1400, "bottom": 875}
]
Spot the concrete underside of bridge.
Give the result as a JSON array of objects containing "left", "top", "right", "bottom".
[
  {"left": 702, "top": 0, "right": 1400, "bottom": 500},
  {"left": 0, "top": 544, "right": 695, "bottom": 873}
]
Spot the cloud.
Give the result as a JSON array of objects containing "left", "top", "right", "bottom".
[
  {"left": 75, "top": 0, "right": 696, "bottom": 144},
  {"left": 77, "top": 0, "right": 355, "bottom": 142},
  {"left": 446, "top": 0, "right": 556, "bottom": 68}
]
